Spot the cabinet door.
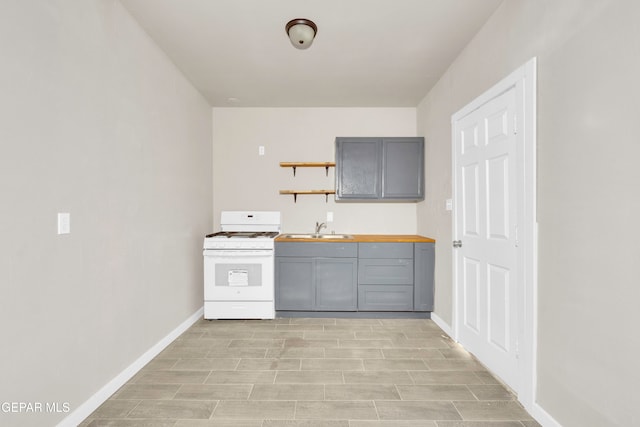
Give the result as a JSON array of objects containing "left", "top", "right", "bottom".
[
  {"left": 335, "top": 137, "right": 381, "bottom": 200},
  {"left": 275, "top": 257, "right": 314, "bottom": 310},
  {"left": 382, "top": 138, "right": 425, "bottom": 200},
  {"left": 316, "top": 258, "right": 358, "bottom": 311},
  {"left": 414, "top": 243, "right": 435, "bottom": 311}
]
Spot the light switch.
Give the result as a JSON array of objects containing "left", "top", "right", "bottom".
[
  {"left": 445, "top": 199, "right": 453, "bottom": 211},
  {"left": 57, "top": 212, "right": 70, "bottom": 234},
  {"left": 258, "top": 146, "right": 265, "bottom": 156}
]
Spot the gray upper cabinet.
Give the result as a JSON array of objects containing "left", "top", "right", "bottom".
[{"left": 335, "top": 137, "right": 424, "bottom": 202}]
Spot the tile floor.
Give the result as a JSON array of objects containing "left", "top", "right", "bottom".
[{"left": 81, "top": 317, "right": 539, "bottom": 427}]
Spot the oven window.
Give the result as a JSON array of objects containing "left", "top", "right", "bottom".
[{"left": 214, "top": 263, "right": 262, "bottom": 287}]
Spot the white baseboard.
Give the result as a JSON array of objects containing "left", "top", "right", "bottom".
[
  {"left": 429, "top": 311, "right": 560, "bottom": 426},
  {"left": 530, "top": 401, "right": 562, "bottom": 427},
  {"left": 430, "top": 312, "right": 454, "bottom": 338},
  {"left": 57, "top": 307, "right": 204, "bottom": 427}
]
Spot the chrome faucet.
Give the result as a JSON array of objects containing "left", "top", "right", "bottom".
[{"left": 315, "top": 221, "right": 327, "bottom": 235}]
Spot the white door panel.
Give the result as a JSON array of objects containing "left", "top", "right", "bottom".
[
  {"left": 487, "top": 263, "right": 510, "bottom": 352},
  {"left": 461, "top": 123, "right": 479, "bottom": 153},
  {"left": 463, "top": 256, "right": 481, "bottom": 333},
  {"left": 486, "top": 107, "right": 510, "bottom": 142},
  {"left": 462, "top": 163, "right": 480, "bottom": 236},
  {"left": 487, "top": 154, "right": 510, "bottom": 240}
]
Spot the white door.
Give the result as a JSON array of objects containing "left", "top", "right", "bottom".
[{"left": 454, "top": 86, "right": 519, "bottom": 390}]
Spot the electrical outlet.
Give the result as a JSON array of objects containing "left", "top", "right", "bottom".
[
  {"left": 258, "top": 146, "right": 265, "bottom": 156},
  {"left": 327, "top": 211, "right": 334, "bottom": 222},
  {"left": 57, "top": 212, "right": 70, "bottom": 234}
]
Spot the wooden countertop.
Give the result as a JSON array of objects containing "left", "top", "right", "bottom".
[{"left": 276, "top": 234, "right": 435, "bottom": 243}]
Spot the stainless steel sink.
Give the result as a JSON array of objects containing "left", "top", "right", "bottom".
[
  {"left": 315, "top": 234, "right": 353, "bottom": 239},
  {"left": 280, "top": 233, "right": 353, "bottom": 240}
]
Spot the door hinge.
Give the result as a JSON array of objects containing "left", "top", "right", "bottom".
[
  {"left": 515, "top": 338, "right": 520, "bottom": 359},
  {"left": 514, "top": 115, "right": 518, "bottom": 135},
  {"left": 453, "top": 240, "right": 462, "bottom": 248},
  {"left": 515, "top": 225, "right": 519, "bottom": 247}
]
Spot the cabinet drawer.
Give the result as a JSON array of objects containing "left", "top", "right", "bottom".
[
  {"left": 358, "top": 258, "right": 413, "bottom": 285},
  {"left": 276, "top": 242, "right": 357, "bottom": 258},
  {"left": 358, "top": 285, "right": 414, "bottom": 311},
  {"left": 358, "top": 243, "right": 413, "bottom": 258}
]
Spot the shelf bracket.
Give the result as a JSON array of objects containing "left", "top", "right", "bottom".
[
  {"left": 325, "top": 166, "right": 330, "bottom": 176},
  {"left": 292, "top": 166, "right": 297, "bottom": 177}
]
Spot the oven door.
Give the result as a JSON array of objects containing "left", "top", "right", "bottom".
[{"left": 203, "top": 249, "right": 274, "bottom": 301}]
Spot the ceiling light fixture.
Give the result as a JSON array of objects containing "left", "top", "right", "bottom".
[{"left": 285, "top": 18, "right": 317, "bottom": 50}]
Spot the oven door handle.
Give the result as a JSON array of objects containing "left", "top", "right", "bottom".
[{"left": 203, "top": 250, "right": 273, "bottom": 258}]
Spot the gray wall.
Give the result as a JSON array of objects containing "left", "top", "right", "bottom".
[
  {"left": 0, "top": 1, "right": 212, "bottom": 426},
  {"left": 417, "top": 0, "right": 640, "bottom": 425}
]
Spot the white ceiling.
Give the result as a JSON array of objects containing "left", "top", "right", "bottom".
[{"left": 120, "top": 0, "right": 503, "bottom": 107}]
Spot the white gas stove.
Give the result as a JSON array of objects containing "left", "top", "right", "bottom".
[{"left": 203, "top": 211, "right": 280, "bottom": 319}]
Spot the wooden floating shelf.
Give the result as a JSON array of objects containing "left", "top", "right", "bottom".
[
  {"left": 280, "top": 162, "right": 335, "bottom": 176},
  {"left": 279, "top": 190, "right": 336, "bottom": 203}
]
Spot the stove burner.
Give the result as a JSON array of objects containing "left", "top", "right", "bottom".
[{"left": 205, "top": 231, "right": 279, "bottom": 239}]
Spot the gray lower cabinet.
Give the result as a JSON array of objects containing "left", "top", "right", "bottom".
[
  {"left": 275, "top": 242, "right": 357, "bottom": 311},
  {"left": 275, "top": 241, "right": 434, "bottom": 313}
]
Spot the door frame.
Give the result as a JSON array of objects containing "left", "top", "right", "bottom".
[{"left": 451, "top": 57, "right": 537, "bottom": 412}]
